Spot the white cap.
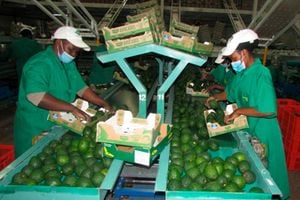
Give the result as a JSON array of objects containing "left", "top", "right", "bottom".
[
  {"left": 222, "top": 29, "right": 258, "bottom": 56},
  {"left": 52, "top": 26, "right": 90, "bottom": 51},
  {"left": 215, "top": 47, "right": 225, "bottom": 64}
]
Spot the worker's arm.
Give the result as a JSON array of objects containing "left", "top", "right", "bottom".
[
  {"left": 80, "top": 87, "right": 113, "bottom": 112},
  {"left": 224, "top": 107, "right": 274, "bottom": 124},
  {"left": 207, "top": 84, "right": 225, "bottom": 92},
  {"left": 36, "top": 93, "right": 91, "bottom": 121},
  {"left": 212, "top": 91, "right": 227, "bottom": 101}
]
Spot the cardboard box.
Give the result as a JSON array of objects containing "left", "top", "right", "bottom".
[
  {"left": 204, "top": 104, "right": 249, "bottom": 137},
  {"left": 161, "top": 31, "right": 195, "bottom": 53},
  {"left": 169, "top": 26, "right": 197, "bottom": 38},
  {"left": 102, "top": 123, "right": 172, "bottom": 166},
  {"left": 193, "top": 41, "right": 214, "bottom": 56},
  {"left": 186, "top": 81, "right": 209, "bottom": 97},
  {"left": 102, "top": 17, "right": 152, "bottom": 41},
  {"left": 106, "top": 31, "right": 155, "bottom": 53},
  {"left": 170, "top": 18, "right": 199, "bottom": 35},
  {"left": 96, "top": 110, "right": 162, "bottom": 148},
  {"left": 48, "top": 99, "right": 96, "bottom": 135}
]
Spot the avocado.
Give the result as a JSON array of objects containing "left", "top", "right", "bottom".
[
  {"left": 204, "top": 164, "right": 219, "bottom": 180},
  {"left": 77, "top": 177, "right": 93, "bottom": 187},
  {"left": 45, "top": 177, "right": 62, "bottom": 186},
  {"left": 243, "top": 170, "right": 256, "bottom": 184},
  {"left": 63, "top": 175, "right": 78, "bottom": 187},
  {"left": 91, "top": 172, "right": 105, "bottom": 187}
]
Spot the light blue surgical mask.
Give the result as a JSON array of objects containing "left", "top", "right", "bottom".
[
  {"left": 231, "top": 59, "right": 246, "bottom": 72},
  {"left": 58, "top": 41, "right": 75, "bottom": 64}
]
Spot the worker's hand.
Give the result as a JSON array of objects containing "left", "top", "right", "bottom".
[
  {"left": 224, "top": 110, "right": 240, "bottom": 124},
  {"left": 71, "top": 106, "right": 91, "bottom": 123},
  {"left": 103, "top": 102, "right": 115, "bottom": 114},
  {"left": 200, "top": 71, "right": 209, "bottom": 80}
]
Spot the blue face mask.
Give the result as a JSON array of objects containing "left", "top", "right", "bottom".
[
  {"left": 231, "top": 60, "right": 246, "bottom": 72},
  {"left": 58, "top": 42, "right": 75, "bottom": 64}
]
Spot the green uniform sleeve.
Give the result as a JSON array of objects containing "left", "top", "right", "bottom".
[
  {"left": 22, "top": 60, "right": 51, "bottom": 94},
  {"left": 249, "top": 69, "right": 277, "bottom": 116}
]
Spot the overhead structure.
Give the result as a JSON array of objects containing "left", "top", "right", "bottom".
[
  {"left": 293, "top": 15, "right": 300, "bottom": 36},
  {"left": 223, "top": 0, "right": 246, "bottom": 32},
  {"left": 97, "top": 0, "right": 128, "bottom": 31},
  {"left": 170, "top": 0, "right": 181, "bottom": 22},
  {"left": 31, "top": 0, "right": 98, "bottom": 38},
  {"left": 248, "top": 0, "right": 300, "bottom": 47}
]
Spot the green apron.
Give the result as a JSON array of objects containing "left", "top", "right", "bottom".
[
  {"left": 8, "top": 37, "right": 43, "bottom": 80},
  {"left": 14, "top": 45, "right": 86, "bottom": 157},
  {"left": 89, "top": 44, "right": 116, "bottom": 85},
  {"left": 225, "top": 59, "right": 290, "bottom": 199},
  {"left": 210, "top": 64, "right": 235, "bottom": 86}
]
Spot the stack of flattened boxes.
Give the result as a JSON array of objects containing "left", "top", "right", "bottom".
[{"left": 102, "top": 17, "right": 159, "bottom": 53}]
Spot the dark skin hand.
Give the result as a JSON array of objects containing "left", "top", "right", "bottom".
[{"left": 38, "top": 93, "right": 91, "bottom": 122}]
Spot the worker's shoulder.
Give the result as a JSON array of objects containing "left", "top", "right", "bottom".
[{"left": 26, "top": 47, "right": 55, "bottom": 66}]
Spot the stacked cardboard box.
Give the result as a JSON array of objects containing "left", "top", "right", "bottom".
[
  {"left": 102, "top": 17, "right": 158, "bottom": 53},
  {"left": 193, "top": 41, "right": 214, "bottom": 56},
  {"left": 96, "top": 110, "right": 172, "bottom": 166},
  {"left": 169, "top": 18, "right": 199, "bottom": 37},
  {"left": 161, "top": 31, "right": 195, "bottom": 53}
]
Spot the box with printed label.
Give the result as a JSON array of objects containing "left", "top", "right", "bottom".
[
  {"left": 102, "top": 17, "right": 152, "bottom": 41},
  {"left": 48, "top": 99, "right": 107, "bottom": 135},
  {"left": 105, "top": 31, "right": 155, "bottom": 53},
  {"left": 204, "top": 103, "right": 249, "bottom": 137},
  {"left": 161, "top": 31, "right": 195, "bottom": 53},
  {"left": 170, "top": 18, "right": 199, "bottom": 35},
  {"left": 96, "top": 110, "right": 162, "bottom": 148},
  {"left": 102, "top": 123, "right": 172, "bottom": 166},
  {"left": 186, "top": 81, "right": 209, "bottom": 97},
  {"left": 193, "top": 41, "right": 214, "bottom": 56}
]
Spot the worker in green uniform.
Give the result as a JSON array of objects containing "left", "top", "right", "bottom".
[
  {"left": 207, "top": 47, "right": 235, "bottom": 92},
  {"left": 14, "top": 26, "right": 113, "bottom": 157},
  {"left": 8, "top": 27, "right": 43, "bottom": 81},
  {"left": 208, "top": 29, "right": 290, "bottom": 199}
]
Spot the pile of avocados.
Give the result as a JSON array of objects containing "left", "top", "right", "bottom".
[
  {"left": 11, "top": 110, "right": 113, "bottom": 188},
  {"left": 167, "top": 68, "right": 263, "bottom": 193}
]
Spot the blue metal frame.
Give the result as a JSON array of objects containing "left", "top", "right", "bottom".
[{"left": 97, "top": 44, "right": 207, "bottom": 119}]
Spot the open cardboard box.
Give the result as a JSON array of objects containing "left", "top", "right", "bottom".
[
  {"left": 186, "top": 81, "right": 209, "bottom": 97},
  {"left": 48, "top": 98, "right": 97, "bottom": 135},
  {"left": 96, "top": 110, "right": 162, "bottom": 148},
  {"left": 102, "top": 123, "right": 172, "bottom": 166},
  {"left": 204, "top": 103, "right": 249, "bottom": 137}
]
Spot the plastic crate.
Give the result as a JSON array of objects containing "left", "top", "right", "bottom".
[
  {"left": 281, "top": 106, "right": 300, "bottom": 170},
  {"left": 277, "top": 98, "right": 299, "bottom": 124},
  {"left": 0, "top": 145, "right": 14, "bottom": 171}
]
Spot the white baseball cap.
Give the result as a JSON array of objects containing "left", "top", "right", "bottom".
[
  {"left": 222, "top": 29, "right": 258, "bottom": 56},
  {"left": 215, "top": 47, "right": 225, "bottom": 64},
  {"left": 52, "top": 26, "right": 90, "bottom": 51}
]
